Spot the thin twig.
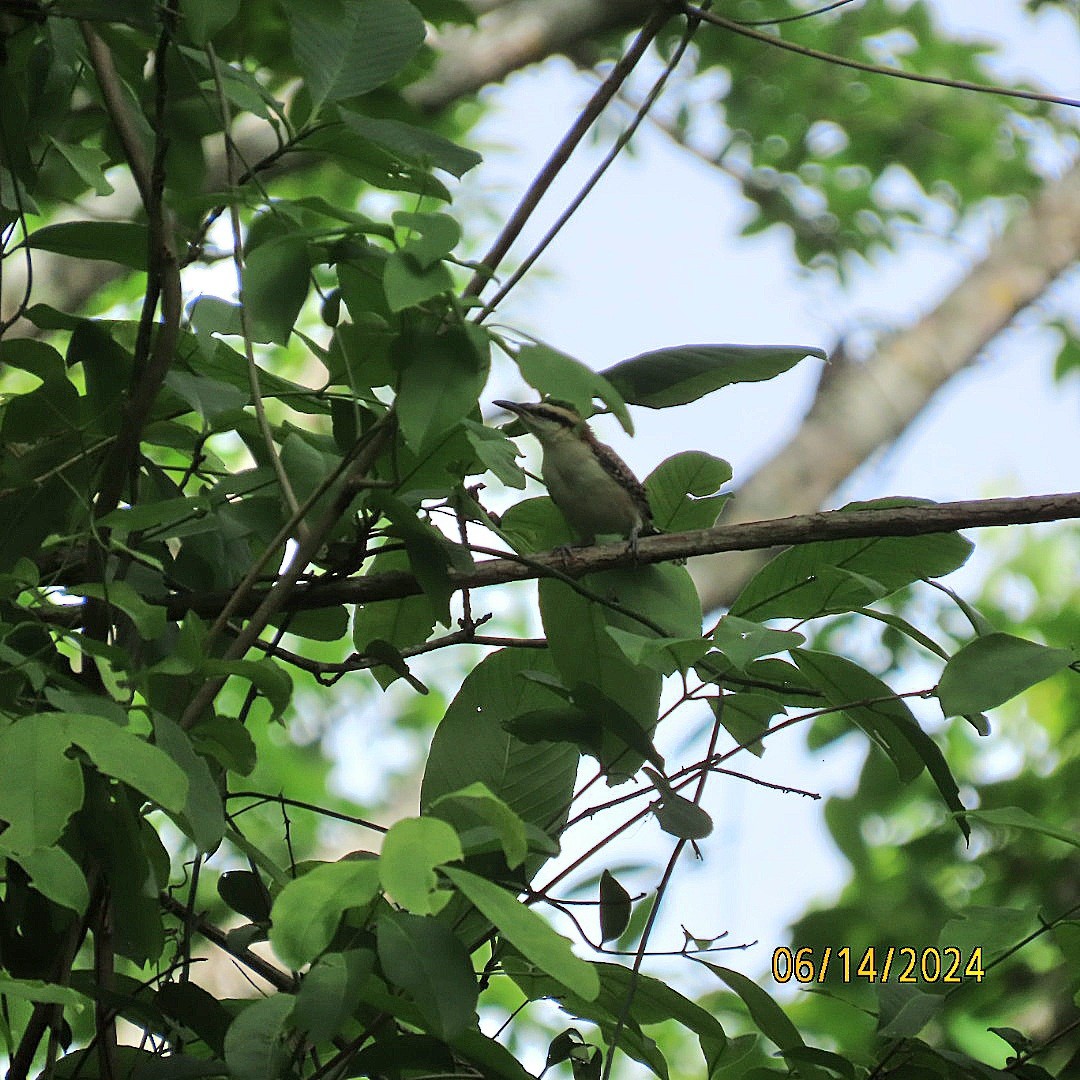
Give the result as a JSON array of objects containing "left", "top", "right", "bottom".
[
  {"left": 462, "top": 2, "right": 677, "bottom": 299},
  {"left": 158, "top": 892, "right": 297, "bottom": 993},
  {"left": 734, "top": 0, "right": 860, "bottom": 27},
  {"left": 206, "top": 43, "right": 307, "bottom": 534},
  {"left": 475, "top": 4, "right": 703, "bottom": 320},
  {"left": 682, "top": 3, "right": 1080, "bottom": 110}
]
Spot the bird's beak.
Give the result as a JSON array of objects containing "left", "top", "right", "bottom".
[{"left": 493, "top": 399, "right": 523, "bottom": 415}]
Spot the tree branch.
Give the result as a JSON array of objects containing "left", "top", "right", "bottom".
[
  {"left": 412, "top": 0, "right": 657, "bottom": 112},
  {"left": 164, "top": 492, "right": 1080, "bottom": 621}
]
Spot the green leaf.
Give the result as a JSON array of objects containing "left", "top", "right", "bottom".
[
  {"left": 394, "top": 322, "right": 490, "bottom": 449},
  {"left": 876, "top": 983, "right": 941, "bottom": 1039},
  {"left": 464, "top": 419, "right": 527, "bottom": 488},
  {"left": 964, "top": 807, "right": 1080, "bottom": 849},
  {"left": 699, "top": 961, "right": 803, "bottom": 1050},
  {"left": 24, "top": 221, "right": 148, "bottom": 269},
  {"left": 243, "top": 235, "right": 310, "bottom": 344},
  {"left": 709, "top": 693, "right": 783, "bottom": 758},
  {"left": 167, "top": 370, "right": 248, "bottom": 424},
  {"left": 732, "top": 503, "right": 974, "bottom": 621},
  {"left": 341, "top": 112, "right": 482, "bottom": 177},
  {"left": 202, "top": 657, "right": 293, "bottom": 722},
  {"left": 605, "top": 627, "right": 711, "bottom": 677},
  {"left": 420, "top": 649, "right": 578, "bottom": 857},
  {"left": 269, "top": 859, "right": 380, "bottom": 968},
  {"left": 353, "top": 549, "right": 437, "bottom": 685},
  {"left": 224, "top": 994, "right": 295, "bottom": 1080},
  {"left": 289, "top": 0, "right": 426, "bottom": 109},
  {"left": 394, "top": 210, "right": 462, "bottom": 269},
  {"left": 603, "top": 343, "right": 826, "bottom": 408},
  {"left": 292, "top": 951, "right": 373, "bottom": 1044},
  {"left": 347, "top": 1034, "right": 456, "bottom": 1076},
  {"left": 156, "top": 980, "right": 232, "bottom": 1056},
  {"left": 183, "top": 0, "right": 240, "bottom": 43},
  {"left": 937, "top": 633, "right": 1076, "bottom": 716},
  {"left": 778, "top": 1047, "right": 856, "bottom": 1079},
  {"left": 374, "top": 497, "right": 457, "bottom": 626},
  {"left": 0, "top": 977, "right": 90, "bottom": 1010},
  {"left": 712, "top": 616, "right": 805, "bottom": 671},
  {"left": 218, "top": 870, "right": 272, "bottom": 923},
  {"left": 62, "top": 713, "right": 187, "bottom": 813},
  {"left": 644, "top": 768, "right": 713, "bottom": 839},
  {"left": 793, "top": 650, "right": 968, "bottom": 837},
  {"left": 379, "top": 816, "right": 462, "bottom": 914},
  {"left": 573, "top": 683, "right": 666, "bottom": 773},
  {"left": 598, "top": 870, "right": 632, "bottom": 943},
  {"left": 516, "top": 344, "right": 634, "bottom": 434},
  {"left": 152, "top": 715, "right": 226, "bottom": 854},
  {"left": 442, "top": 867, "right": 600, "bottom": 1000},
  {"left": 67, "top": 581, "right": 167, "bottom": 642},
  {"left": 48, "top": 139, "right": 114, "bottom": 196},
  {"left": 376, "top": 911, "right": 478, "bottom": 1040},
  {"left": 508, "top": 959, "right": 726, "bottom": 1075},
  {"left": 645, "top": 451, "right": 732, "bottom": 532},
  {"left": 383, "top": 250, "right": 455, "bottom": 311},
  {"left": 270, "top": 605, "right": 350, "bottom": 643},
  {"left": 540, "top": 565, "right": 698, "bottom": 781},
  {"left": 1, "top": 846, "right": 90, "bottom": 914},
  {"left": 0, "top": 715, "right": 85, "bottom": 850},
  {"left": 429, "top": 783, "right": 528, "bottom": 869},
  {"left": 939, "top": 905, "right": 1034, "bottom": 959}
]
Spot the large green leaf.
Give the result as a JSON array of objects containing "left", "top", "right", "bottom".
[
  {"left": 420, "top": 649, "right": 579, "bottom": 847},
  {"left": 602, "top": 343, "right": 826, "bottom": 408},
  {"left": 289, "top": 0, "right": 426, "bottom": 110},
  {"left": 394, "top": 322, "right": 490, "bottom": 450},
  {"left": 428, "top": 783, "right": 529, "bottom": 870},
  {"left": 341, "top": 112, "right": 482, "bottom": 178},
  {"left": 699, "top": 961, "right": 803, "bottom": 1051},
  {"left": 0, "top": 715, "right": 85, "bottom": 851},
  {"left": 515, "top": 343, "right": 634, "bottom": 434},
  {"left": 292, "top": 951, "right": 374, "bottom": 1045},
  {"left": 379, "top": 816, "right": 462, "bottom": 915},
  {"left": 442, "top": 867, "right": 599, "bottom": 1000},
  {"left": 732, "top": 501, "right": 974, "bottom": 621},
  {"left": 0, "top": 846, "right": 89, "bottom": 915},
  {"left": 376, "top": 911, "right": 478, "bottom": 1040},
  {"left": 224, "top": 994, "right": 295, "bottom": 1080},
  {"left": 937, "top": 632, "right": 1076, "bottom": 716},
  {"left": 540, "top": 564, "right": 698, "bottom": 781},
  {"left": 269, "top": 859, "right": 380, "bottom": 968},
  {"left": 24, "top": 221, "right": 149, "bottom": 269},
  {"left": 152, "top": 715, "right": 225, "bottom": 854},
  {"left": 645, "top": 451, "right": 732, "bottom": 532},
  {"left": 243, "top": 235, "right": 310, "bottom": 345},
  {"left": 793, "top": 650, "right": 968, "bottom": 837}
]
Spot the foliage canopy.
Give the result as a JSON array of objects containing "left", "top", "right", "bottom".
[{"left": 0, "top": 1, "right": 1077, "bottom": 1079}]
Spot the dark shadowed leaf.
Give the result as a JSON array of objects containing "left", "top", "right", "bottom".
[
  {"left": 602, "top": 343, "right": 826, "bottom": 408},
  {"left": 25, "top": 221, "right": 148, "bottom": 269}
]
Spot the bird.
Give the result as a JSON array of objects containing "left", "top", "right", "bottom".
[{"left": 493, "top": 399, "right": 654, "bottom": 554}]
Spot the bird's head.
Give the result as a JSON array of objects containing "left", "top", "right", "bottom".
[{"left": 493, "top": 400, "right": 587, "bottom": 446}]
